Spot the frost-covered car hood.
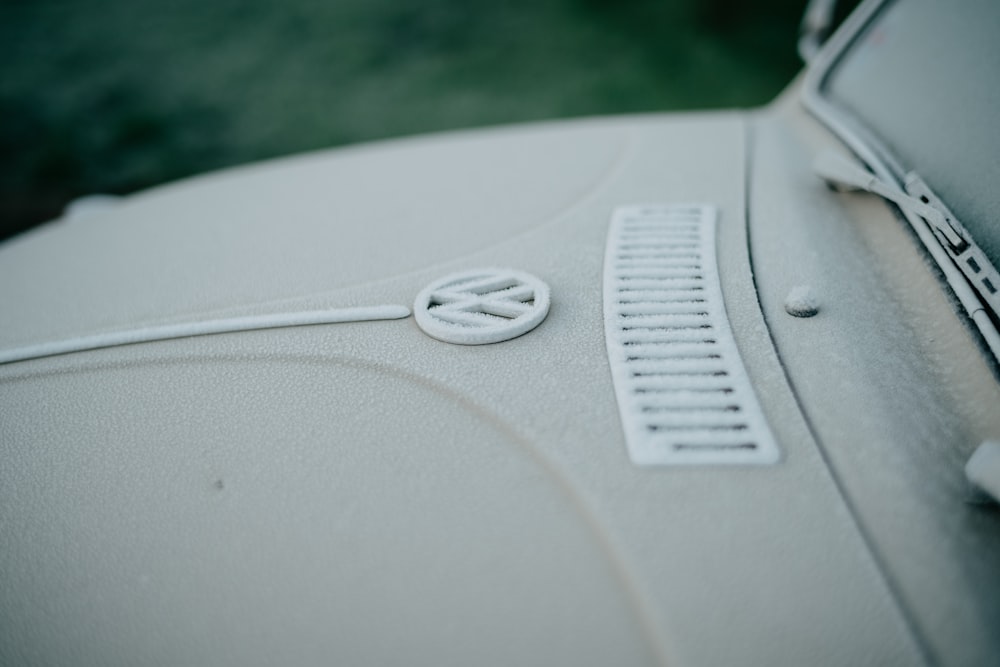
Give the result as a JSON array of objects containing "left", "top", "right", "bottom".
[{"left": 2, "top": 95, "right": 999, "bottom": 666}]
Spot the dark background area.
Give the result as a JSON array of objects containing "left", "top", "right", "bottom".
[{"left": 1, "top": 0, "right": 832, "bottom": 241}]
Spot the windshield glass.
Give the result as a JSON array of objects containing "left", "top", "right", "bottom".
[{"left": 820, "top": 0, "right": 1000, "bottom": 266}]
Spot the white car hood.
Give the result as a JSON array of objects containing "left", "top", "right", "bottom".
[{"left": 0, "top": 111, "right": 929, "bottom": 666}]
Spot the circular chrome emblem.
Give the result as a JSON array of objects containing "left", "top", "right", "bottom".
[{"left": 414, "top": 268, "right": 551, "bottom": 345}]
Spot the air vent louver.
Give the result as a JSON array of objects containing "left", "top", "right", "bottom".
[{"left": 603, "top": 204, "right": 780, "bottom": 465}]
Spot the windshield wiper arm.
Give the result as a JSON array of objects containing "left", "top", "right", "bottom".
[
  {"left": 813, "top": 150, "right": 1000, "bottom": 362},
  {"left": 813, "top": 150, "right": 966, "bottom": 250}
]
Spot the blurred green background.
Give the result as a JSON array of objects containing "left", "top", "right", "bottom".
[{"left": 1, "top": 0, "right": 823, "bottom": 241}]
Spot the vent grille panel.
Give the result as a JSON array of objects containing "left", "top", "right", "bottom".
[{"left": 603, "top": 204, "right": 779, "bottom": 465}]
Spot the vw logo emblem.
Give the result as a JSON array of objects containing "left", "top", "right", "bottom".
[{"left": 414, "top": 268, "right": 551, "bottom": 345}]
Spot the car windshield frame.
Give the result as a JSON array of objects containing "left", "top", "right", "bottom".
[{"left": 800, "top": 0, "right": 1000, "bottom": 362}]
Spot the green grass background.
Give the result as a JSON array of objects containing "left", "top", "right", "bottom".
[{"left": 1, "top": 0, "right": 818, "bottom": 240}]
